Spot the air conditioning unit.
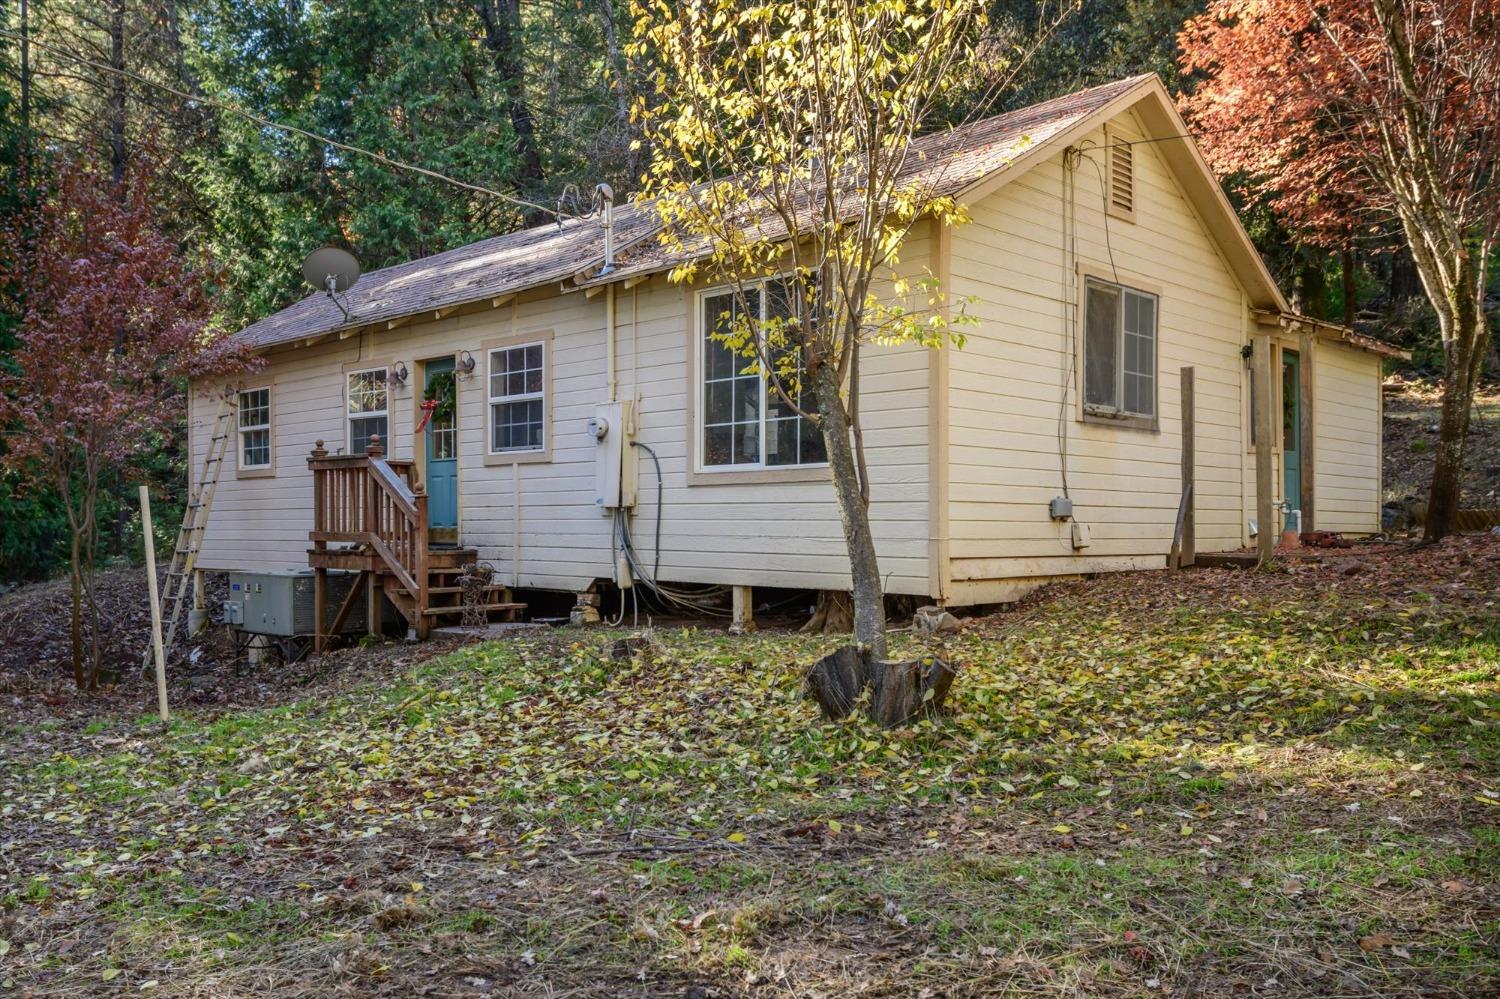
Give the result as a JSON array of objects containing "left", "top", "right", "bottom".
[{"left": 225, "top": 569, "right": 368, "bottom": 638}]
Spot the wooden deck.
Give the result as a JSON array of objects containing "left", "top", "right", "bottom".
[{"left": 306, "top": 437, "right": 522, "bottom": 650}]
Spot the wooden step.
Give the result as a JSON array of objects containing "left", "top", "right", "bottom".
[
  {"left": 421, "top": 602, "right": 526, "bottom": 617},
  {"left": 427, "top": 584, "right": 511, "bottom": 596}
]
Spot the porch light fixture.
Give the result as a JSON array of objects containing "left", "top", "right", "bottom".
[
  {"left": 391, "top": 361, "right": 409, "bottom": 386},
  {"left": 458, "top": 350, "right": 476, "bottom": 376}
]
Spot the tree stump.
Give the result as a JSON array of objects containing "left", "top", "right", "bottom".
[
  {"left": 804, "top": 647, "right": 956, "bottom": 727},
  {"left": 801, "top": 590, "right": 854, "bottom": 635},
  {"left": 804, "top": 645, "right": 870, "bottom": 719}
]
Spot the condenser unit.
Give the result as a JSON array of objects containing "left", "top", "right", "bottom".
[{"left": 225, "top": 569, "right": 366, "bottom": 638}]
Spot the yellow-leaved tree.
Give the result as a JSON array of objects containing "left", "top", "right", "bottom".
[{"left": 627, "top": 0, "right": 992, "bottom": 679}]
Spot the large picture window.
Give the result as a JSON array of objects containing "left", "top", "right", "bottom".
[
  {"left": 347, "top": 367, "right": 388, "bottom": 455},
  {"left": 700, "top": 280, "right": 827, "bottom": 470},
  {"left": 237, "top": 387, "right": 271, "bottom": 470},
  {"left": 488, "top": 341, "right": 546, "bottom": 453},
  {"left": 1083, "top": 278, "right": 1157, "bottom": 424}
]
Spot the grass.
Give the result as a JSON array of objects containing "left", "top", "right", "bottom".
[{"left": 1, "top": 552, "right": 1497, "bottom": 996}]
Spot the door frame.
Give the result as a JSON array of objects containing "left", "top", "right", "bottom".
[{"left": 414, "top": 353, "right": 462, "bottom": 542}]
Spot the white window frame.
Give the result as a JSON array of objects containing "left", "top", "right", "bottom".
[
  {"left": 695, "top": 280, "right": 829, "bottom": 474},
  {"left": 236, "top": 386, "right": 273, "bottom": 474},
  {"left": 345, "top": 366, "right": 389, "bottom": 455},
  {"left": 1080, "top": 276, "right": 1159, "bottom": 431},
  {"left": 487, "top": 340, "right": 547, "bottom": 455}
]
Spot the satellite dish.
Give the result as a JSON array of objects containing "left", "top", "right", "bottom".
[{"left": 302, "top": 245, "right": 361, "bottom": 296}]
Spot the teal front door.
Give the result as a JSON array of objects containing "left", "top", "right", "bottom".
[
  {"left": 1282, "top": 350, "right": 1301, "bottom": 521},
  {"left": 424, "top": 357, "right": 459, "bottom": 545}
]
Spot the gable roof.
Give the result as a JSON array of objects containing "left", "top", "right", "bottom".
[{"left": 234, "top": 74, "right": 1289, "bottom": 353}]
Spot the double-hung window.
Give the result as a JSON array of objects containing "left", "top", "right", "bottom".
[
  {"left": 1083, "top": 277, "right": 1158, "bottom": 426},
  {"left": 488, "top": 341, "right": 546, "bottom": 453},
  {"left": 237, "top": 387, "right": 271, "bottom": 470},
  {"left": 700, "top": 280, "right": 827, "bottom": 470},
  {"left": 347, "top": 367, "right": 388, "bottom": 454}
]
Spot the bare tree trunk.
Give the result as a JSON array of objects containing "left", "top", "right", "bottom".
[
  {"left": 109, "top": 0, "right": 127, "bottom": 188},
  {"left": 67, "top": 531, "right": 84, "bottom": 689},
  {"left": 475, "top": 0, "right": 545, "bottom": 200},
  {"left": 19, "top": 0, "right": 29, "bottom": 139},
  {"left": 814, "top": 365, "right": 886, "bottom": 660},
  {"left": 1341, "top": 245, "right": 1356, "bottom": 327},
  {"left": 1424, "top": 279, "right": 1489, "bottom": 542}
]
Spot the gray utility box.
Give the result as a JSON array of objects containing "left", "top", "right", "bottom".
[{"left": 225, "top": 569, "right": 365, "bottom": 637}]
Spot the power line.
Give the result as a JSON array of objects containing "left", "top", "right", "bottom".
[{"left": 0, "top": 27, "right": 558, "bottom": 219}]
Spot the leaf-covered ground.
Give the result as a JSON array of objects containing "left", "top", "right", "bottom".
[
  {"left": 2, "top": 538, "right": 1498, "bottom": 997},
  {"left": 1383, "top": 377, "right": 1500, "bottom": 508}
]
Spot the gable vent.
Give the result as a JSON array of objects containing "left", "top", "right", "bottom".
[{"left": 1108, "top": 139, "right": 1135, "bottom": 218}]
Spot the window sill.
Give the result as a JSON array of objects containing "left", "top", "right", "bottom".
[
  {"left": 687, "top": 464, "right": 830, "bottom": 486},
  {"left": 236, "top": 466, "right": 276, "bottom": 479},
  {"left": 1081, "top": 408, "right": 1158, "bottom": 433},
  {"left": 482, "top": 449, "right": 551, "bottom": 467}
]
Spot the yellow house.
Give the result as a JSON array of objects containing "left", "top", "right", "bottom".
[{"left": 190, "top": 74, "right": 1402, "bottom": 637}]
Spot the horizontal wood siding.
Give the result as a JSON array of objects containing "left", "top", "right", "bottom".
[
  {"left": 945, "top": 111, "right": 1253, "bottom": 584},
  {"left": 1314, "top": 343, "right": 1381, "bottom": 533},
  {"left": 193, "top": 251, "right": 932, "bottom": 594}
]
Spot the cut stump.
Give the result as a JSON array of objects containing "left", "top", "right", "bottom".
[{"left": 804, "top": 646, "right": 955, "bottom": 727}]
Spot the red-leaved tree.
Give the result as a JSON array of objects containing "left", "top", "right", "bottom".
[
  {"left": 0, "top": 152, "right": 251, "bottom": 688},
  {"left": 1179, "top": 0, "right": 1499, "bottom": 541}
]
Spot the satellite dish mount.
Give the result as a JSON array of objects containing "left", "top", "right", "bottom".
[{"left": 302, "top": 246, "right": 361, "bottom": 324}]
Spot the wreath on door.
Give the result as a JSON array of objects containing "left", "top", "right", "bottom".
[{"left": 423, "top": 370, "right": 456, "bottom": 427}]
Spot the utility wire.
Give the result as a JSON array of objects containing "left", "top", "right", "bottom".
[{"left": 0, "top": 27, "right": 558, "bottom": 219}]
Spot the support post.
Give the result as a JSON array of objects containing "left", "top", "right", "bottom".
[
  {"left": 731, "top": 585, "right": 755, "bottom": 634},
  {"left": 365, "top": 567, "right": 380, "bottom": 636},
  {"left": 1253, "top": 331, "right": 1276, "bottom": 566},
  {"left": 1298, "top": 329, "right": 1316, "bottom": 532},
  {"left": 313, "top": 567, "right": 327, "bottom": 654},
  {"left": 188, "top": 568, "right": 208, "bottom": 636},
  {"left": 138, "top": 485, "right": 170, "bottom": 722},
  {"left": 1179, "top": 366, "right": 1196, "bottom": 567}
]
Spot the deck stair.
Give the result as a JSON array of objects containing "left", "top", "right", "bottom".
[{"left": 306, "top": 436, "right": 524, "bottom": 648}]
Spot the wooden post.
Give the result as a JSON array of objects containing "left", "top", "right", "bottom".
[
  {"left": 138, "top": 485, "right": 170, "bottom": 722},
  {"left": 313, "top": 567, "right": 327, "bottom": 654},
  {"left": 731, "top": 585, "right": 754, "bottom": 633},
  {"left": 1253, "top": 331, "right": 1276, "bottom": 565},
  {"left": 1298, "top": 329, "right": 1316, "bottom": 532},
  {"left": 365, "top": 568, "right": 380, "bottom": 636},
  {"left": 1180, "top": 366, "right": 1196, "bottom": 567}
]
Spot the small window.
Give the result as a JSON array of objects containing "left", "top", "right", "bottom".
[
  {"left": 1083, "top": 278, "right": 1157, "bottom": 424},
  {"left": 238, "top": 387, "right": 271, "bottom": 469},
  {"left": 488, "top": 342, "right": 545, "bottom": 453},
  {"left": 347, "top": 367, "right": 388, "bottom": 455},
  {"left": 1107, "top": 132, "right": 1135, "bottom": 219},
  {"left": 700, "top": 279, "right": 826, "bottom": 470}
]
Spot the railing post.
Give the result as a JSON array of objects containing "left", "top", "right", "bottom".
[
  {"left": 365, "top": 434, "right": 382, "bottom": 544},
  {"left": 414, "top": 487, "right": 430, "bottom": 639},
  {"left": 310, "top": 440, "right": 328, "bottom": 551}
]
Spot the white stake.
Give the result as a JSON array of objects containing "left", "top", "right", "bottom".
[{"left": 139, "top": 484, "right": 170, "bottom": 722}]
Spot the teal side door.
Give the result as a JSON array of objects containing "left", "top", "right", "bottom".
[
  {"left": 424, "top": 357, "right": 459, "bottom": 545},
  {"left": 1281, "top": 350, "right": 1301, "bottom": 521}
]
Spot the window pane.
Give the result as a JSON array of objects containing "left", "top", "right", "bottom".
[
  {"left": 348, "top": 370, "right": 387, "bottom": 415},
  {"left": 242, "top": 428, "right": 270, "bottom": 467},
  {"left": 733, "top": 422, "right": 759, "bottom": 465},
  {"left": 239, "top": 388, "right": 269, "bottom": 429},
  {"left": 350, "top": 415, "right": 387, "bottom": 455},
  {"left": 492, "top": 398, "right": 544, "bottom": 452},
  {"left": 733, "top": 375, "right": 761, "bottom": 422},
  {"left": 1121, "top": 289, "right": 1156, "bottom": 417},
  {"left": 1084, "top": 284, "right": 1119, "bottom": 409},
  {"left": 766, "top": 417, "right": 799, "bottom": 466},
  {"left": 703, "top": 424, "right": 734, "bottom": 466},
  {"left": 799, "top": 419, "right": 828, "bottom": 464},
  {"left": 705, "top": 381, "right": 733, "bottom": 424}
]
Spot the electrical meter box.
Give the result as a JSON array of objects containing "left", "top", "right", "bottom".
[
  {"left": 591, "top": 399, "right": 638, "bottom": 513},
  {"left": 225, "top": 569, "right": 365, "bottom": 637}
]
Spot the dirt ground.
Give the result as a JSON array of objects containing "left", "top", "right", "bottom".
[
  {"left": 1, "top": 534, "right": 1496, "bottom": 997},
  {"left": 1383, "top": 376, "right": 1500, "bottom": 507}
]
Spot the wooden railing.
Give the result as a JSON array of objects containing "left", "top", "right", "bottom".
[{"left": 308, "top": 436, "right": 427, "bottom": 608}]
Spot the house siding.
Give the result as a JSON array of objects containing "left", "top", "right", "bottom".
[
  {"left": 191, "top": 247, "right": 934, "bottom": 595},
  {"left": 942, "top": 111, "right": 1252, "bottom": 596},
  {"left": 1314, "top": 342, "right": 1382, "bottom": 533}
]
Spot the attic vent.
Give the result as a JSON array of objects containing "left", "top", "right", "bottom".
[{"left": 1108, "top": 138, "right": 1135, "bottom": 219}]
